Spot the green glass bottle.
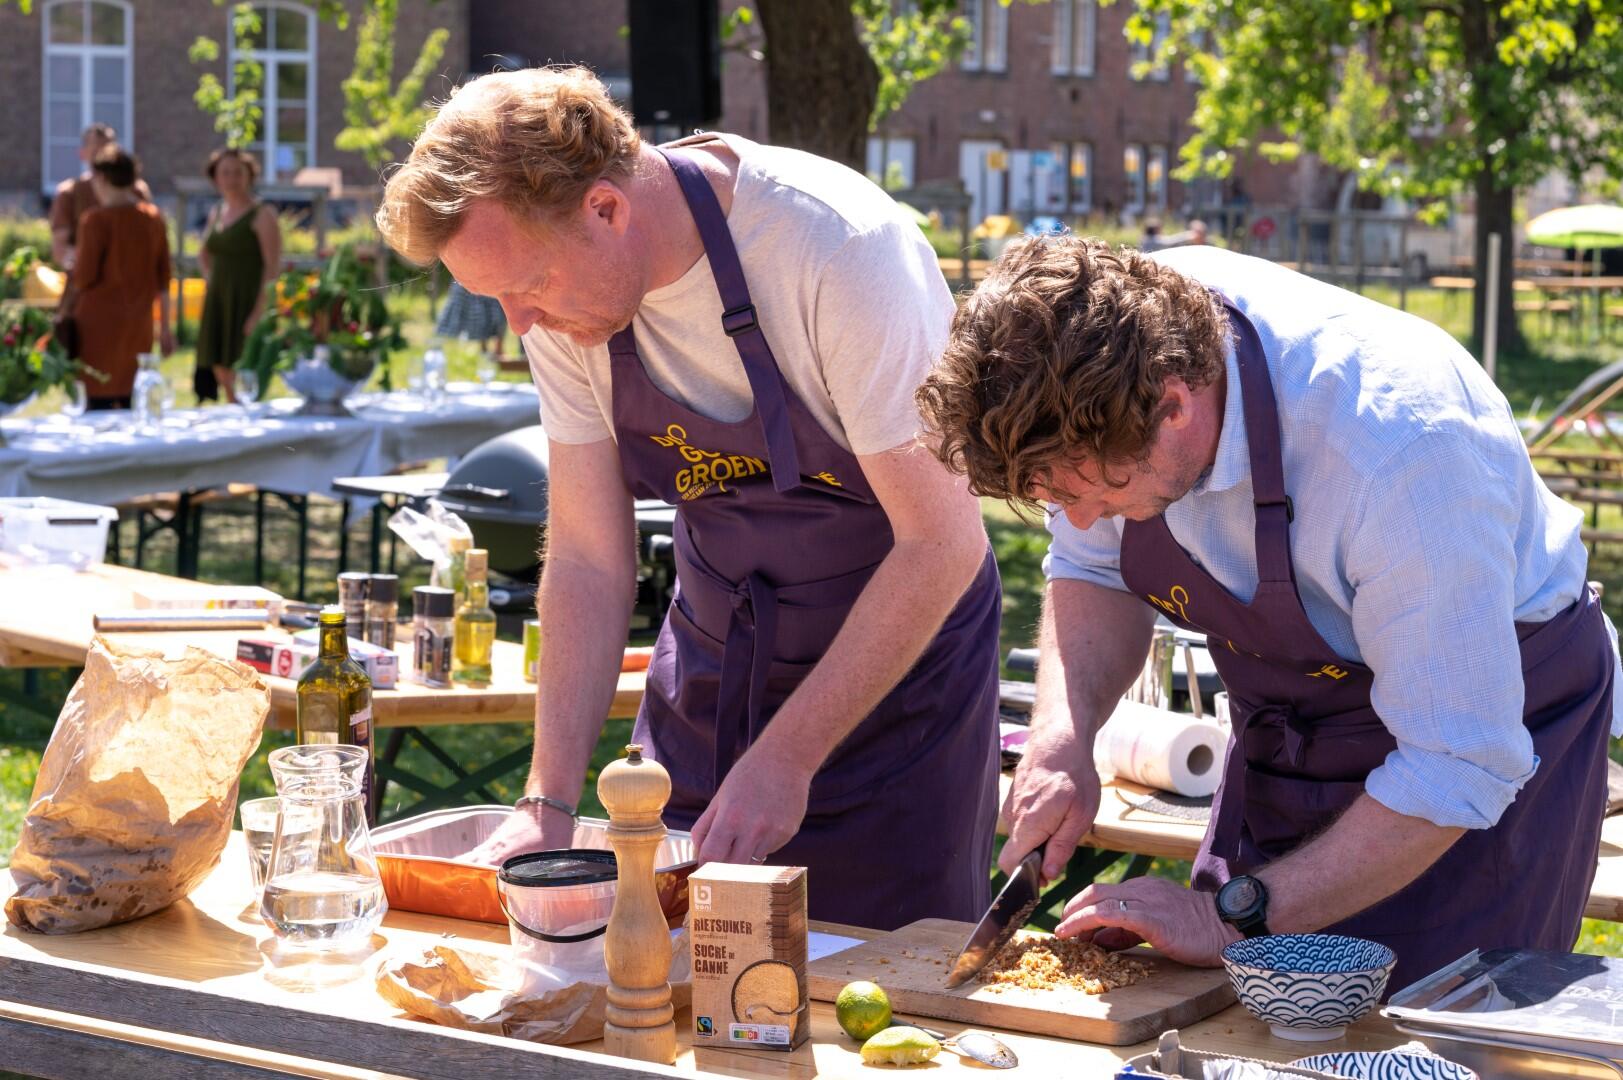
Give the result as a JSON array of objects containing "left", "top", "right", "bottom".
[
  {"left": 454, "top": 548, "right": 496, "bottom": 687},
  {"left": 296, "top": 606, "right": 376, "bottom": 821}
]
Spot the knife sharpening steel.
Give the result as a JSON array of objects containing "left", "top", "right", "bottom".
[{"left": 599, "top": 743, "right": 678, "bottom": 1064}]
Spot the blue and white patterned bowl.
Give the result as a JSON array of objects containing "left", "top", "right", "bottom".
[
  {"left": 1291, "top": 1050, "right": 1477, "bottom": 1080},
  {"left": 1222, "top": 934, "right": 1396, "bottom": 1042}
]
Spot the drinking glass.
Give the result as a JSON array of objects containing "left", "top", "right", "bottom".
[
  {"left": 239, "top": 796, "right": 318, "bottom": 895},
  {"left": 62, "top": 380, "right": 87, "bottom": 420},
  {"left": 236, "top": 369, "right": 261, "bottom": 417},
  {"left": 476, "top": 351, "right": 499, "bottom": 390}
]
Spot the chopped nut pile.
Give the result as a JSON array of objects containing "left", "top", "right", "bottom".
[{"left": 977, "top": 931, "right": 1147, "bottom": 994}]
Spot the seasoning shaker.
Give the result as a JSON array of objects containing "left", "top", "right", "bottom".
[
  {"left": 365, "top": 573, "right": 400, "bottom": 651},
  {"left": 412, "top": 586, "right": 455, "bottom": 688},
  {"left": 337, "top": 572, "right": 369, "bottom": 637}
]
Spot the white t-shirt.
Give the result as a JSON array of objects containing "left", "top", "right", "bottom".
[{"left": 523, "top": 134, "right": 954, "bottom": 455}]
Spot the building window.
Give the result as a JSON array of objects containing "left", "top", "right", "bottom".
[
  {"left": 1071, "top": 142, "right": 1093, "bottom": 214},
  {"left": 1147, "top": 145, "right": 1168, "bottom": 211},
  {"left": 1130, "top": 12, "right": 1171, "bottom": 81},
  {"left": 866, "top": 135, "right": 916, "bottom": 190},
  {"left": 1124, "top": 143, "right": 1145, "bottom": 212},
  {"left": 41, "top": 0, "right": 132, "bottom": 194},
  {"left": 1050, "top": 0, "right": 1096, "bottom": 76},
  {"left": 229, "top": 1, "right": 317, "bottom": 181},
  {"left": 961, "top": 0, "right": 1008, "bottom": 72}
]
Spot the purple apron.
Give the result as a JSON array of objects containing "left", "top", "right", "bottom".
[
  {"left": 1119, "top": 299, "right": 1613, "bottom": 991},
  {"left": 608, "top": 148, "right": 1002, "bottom": 930}
]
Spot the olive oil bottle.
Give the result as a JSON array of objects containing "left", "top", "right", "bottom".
[
  {"left": 454, "top": 548, "right": 496, "bottom": 687},
  {"left": 296, "top": 606, "right": 376, "bottom": 821}
]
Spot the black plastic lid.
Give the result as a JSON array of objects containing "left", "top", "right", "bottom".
[
  {"left": 498, "top": 849, "right": 617, "bottom": 888},
  {"left": 413, "top": 586, "right": 456, "bottom": 618},
  {"left": 368, "top": 574, "right": 399, "bottom": 603}
]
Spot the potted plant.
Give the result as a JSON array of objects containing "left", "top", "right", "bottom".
[
  {"left": 236, "top": 245, "right": 404, "bottom": 415},
  {"left": 0, "top": 248, "right": 95, "bottom": 439}
]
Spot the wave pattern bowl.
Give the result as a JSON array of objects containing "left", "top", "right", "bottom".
[
  {"left": 1222, "top": 933, "right": 1396, "bottom": 1042},
  {"left": 1291, "top": 1050, "right": 1478, "bottom": 1079}
]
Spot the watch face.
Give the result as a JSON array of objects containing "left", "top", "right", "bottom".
[{"left": 1221, "top": 877, "right": 1260, "bottom": 917}]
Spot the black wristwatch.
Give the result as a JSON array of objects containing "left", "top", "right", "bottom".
[{"left": 1215, "top": 875, "right": 1271, "bottom": 938}]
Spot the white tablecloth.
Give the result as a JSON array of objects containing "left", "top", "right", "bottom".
[{"left": 0, "top": 383, "right": 541, "bottom": 509}]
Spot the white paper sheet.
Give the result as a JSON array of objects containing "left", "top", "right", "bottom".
[{"left": 808, "top": 931, "right": 863, "bottom": 963}]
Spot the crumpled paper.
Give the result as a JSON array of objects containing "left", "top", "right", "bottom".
[
  {"left": 6, "top": 638, "right": 268, "bottom": 933},
  {"left": 377, "top": 931, "right": 692, "bottom": 1045}
]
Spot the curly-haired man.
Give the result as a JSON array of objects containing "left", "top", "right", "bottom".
[{"left": 918, "top": 237, "right": 1619, "bottom": 988}]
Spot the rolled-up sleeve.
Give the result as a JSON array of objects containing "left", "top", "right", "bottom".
[
  {"left": 1044, "top": 509, "right": 1131, "bottom": 592},
  {"left": 1348, "top": 431, "right": 1538, "bottom": 829}
]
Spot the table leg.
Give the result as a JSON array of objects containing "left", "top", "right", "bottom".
[
  {"left": 254, "top": 490, "right": 266, "bottom": 586},
  {"left": 369, "top": 503, "right": 384, "bottom": 575},
  {"left": 372, "top": 727, "right": 526, "bottom": 822}
]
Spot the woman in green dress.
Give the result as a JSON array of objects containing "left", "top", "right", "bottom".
[{"left": 196, "top": 148, "right": 281, "bottom": 401}]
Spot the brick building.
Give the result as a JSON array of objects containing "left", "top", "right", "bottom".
[{"left": 0, "top": 0, "right": 1316, "bottom": 226}]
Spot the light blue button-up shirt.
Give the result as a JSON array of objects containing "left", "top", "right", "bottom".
[{"left": 1046, "top": 246, "right": 1621, "bottom": 830}]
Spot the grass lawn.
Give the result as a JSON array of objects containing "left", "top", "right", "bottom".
[{"left": 0, "top": 274, "right": 1621, "bottom": 1011}]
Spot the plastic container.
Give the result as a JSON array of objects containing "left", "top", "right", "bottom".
[
  {"left": 498, "top": 849, "right": 618, "bottom": 971},
  {"left": 0, "top": 497, "right": 118, "bottom": 566},
  {"left": 368, "top": 806, "right": 694, "bottom": 926}
]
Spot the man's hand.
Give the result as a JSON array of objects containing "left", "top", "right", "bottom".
[
  {"left": 1056, "top": 876, "right": 1240, "bottom": 968},
  {"left": 691, "top": 746, "right": 814, "bottom": 865},
  {"left": 466, "top": 804, "right": 576, "bottom": 867},
  {"left": 999, "top": 722, "right": 1100, "bottom": 882}
]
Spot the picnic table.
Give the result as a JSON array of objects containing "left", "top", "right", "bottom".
[
  {"left": 0, "top": 833, "right": 1415, "bottom": 1078},
  {"left": 0, "top": 562, "right": 645, "bottom": 820}
]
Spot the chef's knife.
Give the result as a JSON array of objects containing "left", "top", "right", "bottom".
[{"left": 944, "top": 850, "right": 1043, "bottom": 989}]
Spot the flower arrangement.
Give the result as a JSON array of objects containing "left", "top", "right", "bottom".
[
  {"left": 0, "top": 248, "right": 90, "bottom": 406},
  {"left": 236, "top": 245, "right": 405, "bottom": 393}
]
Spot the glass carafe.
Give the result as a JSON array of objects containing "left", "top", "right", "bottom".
[
  {"left": 131, "top": 352, "right": 165, "bottom": 432},
  {"left": 260, "top": 744, "right": 387, "bottom": 949}
]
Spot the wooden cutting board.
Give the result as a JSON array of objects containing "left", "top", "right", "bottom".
[{"left": 807, "top": 918, "right": 1235, "bottom": 1047}]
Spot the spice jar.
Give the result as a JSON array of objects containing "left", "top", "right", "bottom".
[
  {"left": 365, "top": 574, "right": 400, "bottom": 651},
  {"left": 337, "top": 572, "right": 369, "bottom": 637},
  {"left": 412, "top": 586, "right": 455, "bottom": 688}
]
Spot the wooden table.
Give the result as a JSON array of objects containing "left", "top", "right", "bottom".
[
  {"left": 0, "top": 834, "right": 1414, "bottom": 1079},
  {"left": 1000, "top": 772, "right": 1623, "bottom": 923},
  {"left": 0, "top": 562, "right": 646, "bottom": 819}
]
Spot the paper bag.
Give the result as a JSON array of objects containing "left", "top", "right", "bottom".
[
  {"left": 6, "top": 638, "right": 268, "bottom": 933},
  {"left": 377, "top": 932, "right": 691, "bottom": 1045}
]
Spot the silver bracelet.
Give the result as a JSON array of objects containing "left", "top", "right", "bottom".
[{"left": 514, "top": 794, "right": 579, "bottom": 822}]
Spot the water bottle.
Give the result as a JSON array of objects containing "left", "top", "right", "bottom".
[
  {"left": 422, "top": 337, "right": 447, "bottom": 408},
  {"left": 131, "top": 352, "right": 165, "bottom": 432}
]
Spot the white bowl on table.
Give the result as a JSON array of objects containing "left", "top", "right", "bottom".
[{"left": 1222, "top": 933, "right": 1397, "bottom": 1042}]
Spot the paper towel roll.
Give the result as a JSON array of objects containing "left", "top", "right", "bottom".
[{"left": 1093, "top": 699, "right": 1227, "bottom": 798}]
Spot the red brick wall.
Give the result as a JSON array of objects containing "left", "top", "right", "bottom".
[{"left": 0, "top": 0, "right": 468, "bottom": 202}]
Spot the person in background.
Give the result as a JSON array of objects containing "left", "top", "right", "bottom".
[
  {"left": 1140, "top": 217, "right": 1164, "bottom": 251},
  {"left": 434, "top": 278, "right": 511, "bottom": 358},
  {"left": 74, "top": 147, "right": 172, "bottom": 409},
  {"left": 196, "top": 148, "right": 281, "bottom": 401},
  {"left": 48, "top": 123, "right": 151, "bottom": 270},
  {"left": 1187, "top": 219, "right": 1209, "bottom": 245}
]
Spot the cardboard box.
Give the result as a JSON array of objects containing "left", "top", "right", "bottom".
[
  {"left": 689, "top": 863, "right": 809, "bottom": 1050},
  {"left": 135, "top": 584, "right": 284, "bottom": 620},
  {"left": 236, "top": 635, "right": 399, "bottom": 689}
]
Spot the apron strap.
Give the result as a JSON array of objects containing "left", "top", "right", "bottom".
[
  {"left": 658, "top": 147, "right": 805, "bottom": 494},
  {"left": 712, "top": 572, "right": 780, "bottom": 788},
  {"left": 1222, "top": 299, "right": 1295, "bottom": 587}
]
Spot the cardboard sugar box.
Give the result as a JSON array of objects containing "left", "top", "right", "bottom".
[{"left": 688, "top": 863, "right": 809, "bottom": 1051}]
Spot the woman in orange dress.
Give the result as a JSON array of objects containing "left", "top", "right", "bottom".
[{"left": 73, "top": 146, "right": 173, "bottom": 409}]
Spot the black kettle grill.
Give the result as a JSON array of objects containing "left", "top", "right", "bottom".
[{"left": 429, "top": 426, "right": 676, "bottom": 620}]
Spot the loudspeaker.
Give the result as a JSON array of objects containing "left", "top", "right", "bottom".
[{"left": 628, "top": 0, "right": 721, "bottom": 130}]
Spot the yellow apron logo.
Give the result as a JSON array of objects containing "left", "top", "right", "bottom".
[
  {"left": 1147, "top": 584, "right": 1191, "bottom": 622},
  {"left": 1307, "top": 663, "right": 1350, "bottom": 680},
  {"left": 649, "top": 424, "right": 769, "bottom": 501}
]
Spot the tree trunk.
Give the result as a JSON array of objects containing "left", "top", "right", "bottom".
[
  {"left": 1472, "top": 172, "right": 1528, "bottom": 360},
  {"left": 755, "top": 0, "right": 879, "bottom": 172}
]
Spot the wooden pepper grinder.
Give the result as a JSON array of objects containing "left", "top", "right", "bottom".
[{"left": 598, "top": 743, "right": 678, "bottom": 1064}]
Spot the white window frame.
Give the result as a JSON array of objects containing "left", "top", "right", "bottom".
[
  {"left": 962, "top": 0, "right": 1007, "bottom": 73},
  {"left": 228, "top": 0, "right": 317, "bottom": 182},
  {"left": 865, "top": 135, "right": 916, "bottom": 190},
  {"left": 1051, "top": 0, "right": 1096, "bottom": 76},
  {"left": 1071, "top": 141, "right": 1093, "bottom": 214},
  {"left": 1124, "top": 142, "right": 1145, "bottom": 212},
  {"left": 1130, "top": 12, "right": 1172, "bottom": 82},
  {"left": 40, "top": 0, "right": 133, "bottom": 195},
  {"left": 1148, "top": 144, "right": 1169, "bottom": 211}
]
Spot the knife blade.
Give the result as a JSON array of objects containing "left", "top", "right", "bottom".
[{"left": 944, "top": 850, "right": 1043, "bottom": 989}]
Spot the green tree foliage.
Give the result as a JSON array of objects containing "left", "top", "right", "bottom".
[
  {"left": 189, "top": 4, "right": 265, "bottom": 149},
  {"left": 1122, "top": 0, "right": 1623, "bottom": 351},
  {"left": 335, "top": 0, "right": 450, "bottom": 170},
  {"left": 854, "top": 0, "right": 972, "bottom": 129}
]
